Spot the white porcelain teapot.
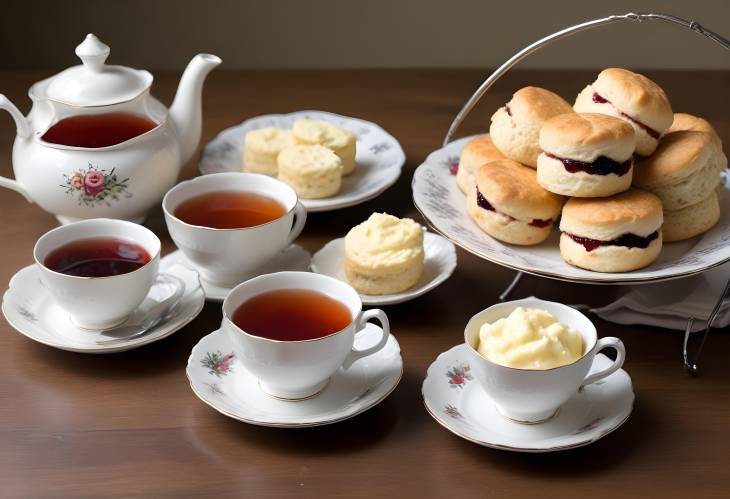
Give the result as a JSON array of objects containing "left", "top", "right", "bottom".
[{"left": 0, "top": 34, "right": 221, "bottom": 224}]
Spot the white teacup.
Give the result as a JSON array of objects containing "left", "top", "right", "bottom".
[
  {"left": 464, "top": 297, "right": 626, "bottom": 423},
  {"left": 162, "top": 172, "right": 306, "bottom": 286},
  {"left": 222, "top": 271, "right": 391, "bottom": 400},
  {"left": 33, "top": 218, "right": 161, "bottom": 329}
]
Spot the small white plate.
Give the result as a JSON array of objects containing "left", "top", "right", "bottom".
[
  {"left": 422, "top": 344, "right": 634, "bottom": 452},
  {"left": 187, "top": 325, "right": 403, "bottom": 427},
  {"left": 2, "top": 264, "right": 204, "bottom": 353},
  {"left": 310, "top": 232, "right": 457, "bottom": 305},
  {"left": 412, "top": 135, "right": 730, "bottom": 284},
  {"left": 199, "top": 110, "right": 405, "bottom": 212},
  {"left": 160, "top": 245, "right": 311, "bottom": 302}
]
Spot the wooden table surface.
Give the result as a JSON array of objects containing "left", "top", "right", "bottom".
[{"left": 1, "top": 69, "right": 729, "bottom": 499}]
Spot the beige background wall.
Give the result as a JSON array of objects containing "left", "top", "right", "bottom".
[{"left": 2, "top": 0, "right": 729, "bottom": 70}]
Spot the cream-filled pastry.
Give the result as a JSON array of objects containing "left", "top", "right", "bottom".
[
  {"left": 634, "top": 131, "right": 723, "bottom": 211},
  {"left": 344, "top": 213, "right": 424, "bottom": 295},
  {"left": 277, "top": 144, "right": 343, "bottom": 199},
  {"left": 292, "top": 119, "right": 357, "bottom": 175},
  {"left": 559, "top": 189, "right": 663, "bottom": 272},
  {"left": 243, "top": 127, "right": 295, "bottom": 176},
  {"left": 489, "top": 86, "right": 573, "bottom": 167},
  {"left": 456, "top": 135, "right": 506, "bottom": 195},
  {"left": 573, "top": 68, "right": 673, "bottom": 156},
  {"left": 467, "top": 159, "right": 564, "bottom": 245},
  {"left": 537, "top": 113, "right": 636, "bottom": 197}
]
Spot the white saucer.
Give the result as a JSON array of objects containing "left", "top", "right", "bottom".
[
  {"left": 199, "top": 110, "right": 405, "bottom": 212},
  {"left": 2, "top": 264, "right": 205, "bottom": 353},
  {"left": 187, "top": 325, "right": 403, "bottom": 427},
  {"left": 310, "top": 231, "right": 457, "bottom": 305},
  {"left": 160, "top": 245, "right": 311, "bottom": 302},
  {"left": 422, "top": 344, "right": 634, "bottom": 452}
]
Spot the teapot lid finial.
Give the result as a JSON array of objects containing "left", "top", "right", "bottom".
[
  {"left": 39, "top": 33, "right": 153, "bottom": 107},
  {"left": 75, "top": 34, "right": 110, "bottom": 73}
]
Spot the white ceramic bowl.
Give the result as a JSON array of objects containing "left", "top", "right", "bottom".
[{"left": 464, "top": 297, "right": 625, "bottom": 423}]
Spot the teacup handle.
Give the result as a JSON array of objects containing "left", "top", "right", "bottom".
[
  {"left": 343, "top": 309, "right": 391, "bottom": 369},
  {"left": 580, "top": 337, "right": 626, "bottom": 389},
  {"left": 286, "top": 201, "right": 307, "bottom": 245}
]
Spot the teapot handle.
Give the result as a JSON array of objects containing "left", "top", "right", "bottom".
[{"left": 0, "top": 94, "right": 33, "bottom": 202}]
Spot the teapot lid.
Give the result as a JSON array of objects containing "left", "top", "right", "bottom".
[{"left": 43, "top": 34, "right": 153, "bottom": 107}]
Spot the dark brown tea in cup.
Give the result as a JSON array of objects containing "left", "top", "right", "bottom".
[
  {"left": 232, "top": 289, "right": 352, "bottom": 341},
  {"left": 174, "top": 190, "right": 287, "bottom": 229},
  {"left": 44, "top": 237, "right": 151, "bottom": 277}
]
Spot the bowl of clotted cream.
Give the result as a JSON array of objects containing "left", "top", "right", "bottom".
[{"left": 464, "top": 297, "right": 625, "bottom": 424}]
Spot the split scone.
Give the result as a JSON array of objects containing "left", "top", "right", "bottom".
[
  {"left": 277, "top": 144, "right": 343, "bottom": 199},
  {"left": 489, "top": 86, "right": 573, "bottom": 168},
  {"left": 344, "top": 213, "right": 424, "bottom": 295},
  {"left": 292, "top": 119, "right": 357, "bottom": 175},
  {"left": 573, "top": 68, "right": 673, "bottom": 156},
  {"left": 634, "top": 130, "right": 724, "bottom": 242},
  {"left": 456, "top": 135, "right": 506, "bottom": 195},
  {"left": 243, "top": 127, "right": 295, "bottom": 176},
  {"left": 467, "top": 159, "right": 564, "bottom": 245},
  {"left": 559, "top": 189, "right": 663, "bottom": 272},
  {"left": 537, "top": 113, "right": 636, "bottom": 197}
]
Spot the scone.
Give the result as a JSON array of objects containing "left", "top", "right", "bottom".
[
  {"left": 633, "top": 131, "right": 723, "bottom": 210},
  {"left": 573, "top": 68, "right": 673, "bottom": 156},
  {"left": 277, "top": 144, "right": 343, "bottom": 199},
  {"left": 467, "top": 159, "right": 564, "bottom": 245},
  {"left": 292, "top": 119, "right": 357, "bottom": 175},
  {"left": 243, "top": 127, "right": 295, "bottom": 176},
  {"left": 668, "top": 113, "right": 723, "bottom": 152},
  {"left": 456, "top": 135, "right": 506, "bottom": 194},
  {"left": 344, "top": 213, "right": 424, "bottom": 295},
  {"left": 662, "top": 190, "right": 720, "bottom": 242},
  {"left": 489, "top": 86, "right": 573, "bottom": 167},
  {"left": 559, "top": 189, "right": 663, "bottom": 272},
  {"left": 537, "top": 113, "right": 636, "bottom": 197}
]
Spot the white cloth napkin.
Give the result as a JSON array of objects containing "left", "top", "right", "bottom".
[{"left": 591, "top": 262, "right": 730, "bottom": 332}]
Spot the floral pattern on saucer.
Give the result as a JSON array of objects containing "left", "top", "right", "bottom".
[
  {"left": 412, "top": 135, "right": 730, "bottom": 284},
  {"left": 199, "top": 110, "right": 405, "bottom": 212},
  {"left": 187, "top": 325, "right": 403, "bottom": 427},
  {"left": 201, "top": 351, "right": 235, "bottom": 377},
  {"left": 422, "top": 344, "right": 634, "bottom": 452}
]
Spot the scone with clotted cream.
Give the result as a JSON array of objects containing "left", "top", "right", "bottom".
[
  {"left": 344, "top": 213, "right": 424, "bottom": 295},
  {"left": 244, "top": 127, "right": 295, "bottom": 176},
  {"left": 277, "top": 144, "right": 343, "bottom": 198},
  {"left": 292, "top": 119, "right": 357, "bottom": 175}
]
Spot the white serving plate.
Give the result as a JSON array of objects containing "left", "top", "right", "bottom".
[
  {"left": 199, "top": 110, "right": 405, "bottom": 212},
  {"left": 412, "top": 135, "right": 730, "bottom": 284}
]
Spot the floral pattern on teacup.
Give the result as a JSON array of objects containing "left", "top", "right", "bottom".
[
  {"left": 446, "top": 363, "right": 472, "bottom": 389},
  {"left": 444, "top": 404, "right": 463, "bottom": 419},
  {"left": 61, "top": 163, "right": 132, "bottom": 207},
  {"left": 201, "top": 350, "right": 235, "bottom": 378}
]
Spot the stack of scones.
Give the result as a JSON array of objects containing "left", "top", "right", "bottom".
[
  {"left": 458, "top": 68, "right": 725, "bottom": 273},
  {"left": 243, "top": 118, "right": 357, "bottom": 199}
]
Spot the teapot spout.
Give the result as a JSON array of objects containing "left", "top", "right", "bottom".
[{"left": 169, "top": 54, "right": 222, "bottom": 165}]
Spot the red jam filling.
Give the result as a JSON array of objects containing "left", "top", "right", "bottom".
[
  {"left": 591, "top": 92, "right": 661, "bottom": 139},
  {"left": 545, "top": 153, "right": 632, "bottom": 176},
  {"left": 565, "top": 231, "right": 659, "bottom": 252},
  {"left": 476, "top": 189, "right": 552, "bottom": 228},
  {"left": 505, "top": 104, "right": 512, "bottom": 117}
]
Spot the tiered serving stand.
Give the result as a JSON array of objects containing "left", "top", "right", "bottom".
[{"left": 412, "top": 13, "right": 730, "bottom": 375}]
